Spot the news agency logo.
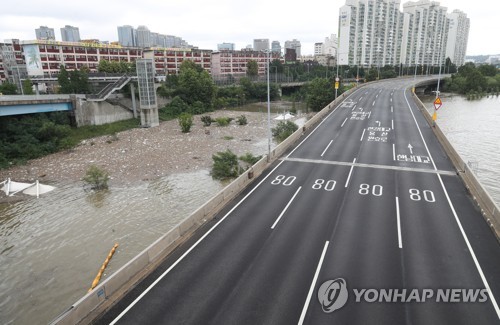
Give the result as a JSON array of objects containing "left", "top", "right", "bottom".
[
  {"left": 317, "top": 278, "right": 349, "bottom": 313},
  {"left": 318, "top": 278, "right": 489, "bottom": 314}
]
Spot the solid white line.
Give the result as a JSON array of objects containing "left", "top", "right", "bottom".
[
  {"left": 437, "top": 173, "right": 500, "bottom": 318},
  {"left": 403, "top": 89, "right": 500, "bottom": 319},
  {"left": 298, "top": 241, "right": 329, "bottom": 325},
  {"left": 396, "top": 196, "right": 402, "bottom": 248},
  {"left": 341, "top": 118, "right": 348, "bottom": 128},
  {"left": 287, "top": 92, "right": 357, "bottom": 158},
  {"left": 392, "top": 119, "right": 394, "bottom": 130},
  {"left": 110, "top": 159, "right": 286, "bottom": 324},
  {"left": 360, "top": 128, "right": 366, "bottom": 141},
  {"left": 321, "top": 140, "right": 333, "bottom": 157},
  {"left": 271, "top": 187, "right": 302, "bottom": 229},
  {"left": 393, "top": 143, "right": 396, "bottom": 161},
  {"left": 345, "top": 158, "right": 356, "bottom": 187}
]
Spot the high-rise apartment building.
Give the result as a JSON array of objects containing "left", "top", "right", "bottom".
[
  {"left": 445, "top": 9, "right": 469, "bottom": 66},
  {"left": 339, "top": 0, "right": 404, "bottom": 67},
  {"left": 117, "top": 25, "right": 136, "bottom": 47},
  {"left": 314, "top": 43, "right": 324, "bottom": 56},
  {"left": 253, "top": 39, "right": 269, "bottom": 51},
  {"left": 339, "top": 0, "right": 465, "bottom": 68},
  {"left": 60, "top": 25, "right": 81, "bottom": 42},
  {"left": 401, "top": 0, "right": 449, "bottom": 67},
  {"left": 136, "top": 26, "right": 152, "bottom": 48},
  {"left": 323, "top": 34, "right": 338, "bottom": 57},
  {"left": 284, "top": 39, "right": 301, "bottom": 57},
  {"left": 35, "top": 26, "right": 55, "bottom": 41}
]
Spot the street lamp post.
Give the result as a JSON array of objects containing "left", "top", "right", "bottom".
[{"left": 266, "top": 49, "right": 272, "bottom": 162}]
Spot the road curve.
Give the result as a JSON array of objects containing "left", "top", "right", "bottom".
[{"left": 97, "top": 78, "right": 500, "bottom": 325}]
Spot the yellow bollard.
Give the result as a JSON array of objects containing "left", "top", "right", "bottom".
[{"left": 88, "top": 243, "right": 119, "bottom": 292}]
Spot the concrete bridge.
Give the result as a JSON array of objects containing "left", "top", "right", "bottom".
[{"left": 0, "top": 94, "right": 80, "bottom": 117}]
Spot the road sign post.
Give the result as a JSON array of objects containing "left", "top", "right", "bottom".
[{"left": 433, "top": 97, "right": 442, "bottom": 110}]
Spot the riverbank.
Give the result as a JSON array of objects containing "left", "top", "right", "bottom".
[{"left": 0, "top": 109, "right": 308, "bottom": 188}]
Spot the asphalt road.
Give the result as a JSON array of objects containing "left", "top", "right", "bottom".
[{"left": 97, "top": 78, "right": 500, "bottom": 325}]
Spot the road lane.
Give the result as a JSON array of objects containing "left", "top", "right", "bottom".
[{"left": 97, "top": 78, "right": 500, "bottom": 325}]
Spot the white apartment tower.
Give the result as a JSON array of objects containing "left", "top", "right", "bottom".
[
  {"left": 401, "top": 0, "right": 449, "bottom": 66},
  {"left": 323, "top": 34, "right": 338, "bottom": 57},
  {"left": 445, "top": 9, "right": 469, "bottom": 66},
  {"left": 338, "top": 0, "right": 404, "bottom": 67}
]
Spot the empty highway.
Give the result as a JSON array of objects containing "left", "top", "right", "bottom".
[{"left": 97, "top": 79, "right": 500, "bottom": 325}]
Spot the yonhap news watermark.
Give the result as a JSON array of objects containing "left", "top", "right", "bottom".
[{"left": 317, "top": 278, "right": 490, "bottom": 313}]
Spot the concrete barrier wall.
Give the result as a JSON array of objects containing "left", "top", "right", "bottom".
[
  {"left": 51, "top": 83, "right": 369, "bottom": 325},
  {"left": 74, "top": 100, "right": 133, "bottom": 127},
  {"left": 412, "top": 92, "right": 500, "bottom": 239}
]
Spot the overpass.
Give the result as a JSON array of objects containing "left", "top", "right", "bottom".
[
  {"left": 51, "top": 76, "right": 500, "bottom": 325},
  {"left": 0, "top": 94, "right": 83, "bottom": 117}
]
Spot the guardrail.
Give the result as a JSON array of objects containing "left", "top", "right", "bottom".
[
  {"left": 412, "top": 91, "right": 500, "bottom": 240},
  {"left": 49, "top": 83, "right": 367, "bottom": 325}
]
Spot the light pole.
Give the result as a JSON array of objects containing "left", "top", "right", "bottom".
[
  {"left": 335, "top": 53, "right": 339, "bottom": 100},
  {"left": 266, "top": 49, "right": 272, "bottom": 162}
]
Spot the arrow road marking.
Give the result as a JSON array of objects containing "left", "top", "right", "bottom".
[{"left": 408, "top": 143, "right": 413, "bottom": 154}]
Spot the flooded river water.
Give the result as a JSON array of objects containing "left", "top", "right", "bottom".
[
  {"left": 0, "top": 102, "right": 304, "bottom": 324},
  {"left": 421, "top": 94, "right": 500, "bottom": 205}
]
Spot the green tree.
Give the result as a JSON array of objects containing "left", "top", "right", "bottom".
[
  {"left": 71, "top": 68, "right": 90, "bottom": 93},
  {"left": 162, "top": 96, "right": 189, "bottom": 118},
  {"left": 211, "top": 149, "right": 240, "bottom": 180},
  {"left": 178, "top": 113, "right": 193, "bottom": 133},
  {"left": 83, "top": 165, "right": 110, "bottom": 190},
  {"left": 478, "top": 64, "right": 498, "bottom": 77},
  {"left": 465, "top": 69, "right": 487, "bottom": 93},
  {"left": 246, "top": 60, "right": 259, "bottom": 77},
  {"left": 306, "top": 78, "right": 335, "bottom": 112},
  {"left": 0, "top": 82, "right": 18, "bottom": 95},
  {"left": 272, "top": 120, "right": 299, "bottom": 142},
  {"left": 176, "top": 61, "right": 215, "bottom": 111},
  {"left": 365, "top": 68, "right": 379, "bottom": 82},
  {"left": 23, "top": 78, "right": 34, "bottom": 95},
  {"left": 58, "top": 65, "right": 73, "bottom": 93}
]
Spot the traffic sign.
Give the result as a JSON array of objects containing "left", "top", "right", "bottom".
[
  {"left": 335, "top": 82, "right": 339, "bottom": 89},
  {"left": 434, "top": 97, "right": 442, "bottom": 110},
  {"left": 335, "top": 77, "right": 340, "bottom": 82}
]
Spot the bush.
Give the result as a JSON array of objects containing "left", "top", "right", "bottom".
[
  {"left": 201, "top": 115, "right": 213, "bottom": 126},
  {"left": 272, "top": 120, "right": 299, "bottom": 143},
  {"left": 239, "top": 152, "right": 262, "bottom": 165},
  {"left": 178, "top": 113, "right": 193, "bottom": 133},
  {"left": 83, "top": 165, "right": 109, "bottom": 190},
  {"left": 211, "top": 149, "right": 241, "bottom": 180},
  {"left": 236, "top": 115, "right": 248, "bottom": 125},
  {"left": 215, "top": 117, "right": 232, "bottom": 127}
]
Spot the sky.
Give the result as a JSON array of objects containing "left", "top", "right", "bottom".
[{"left": 0, "top": 0, "right": 497, "bottom": 56}]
